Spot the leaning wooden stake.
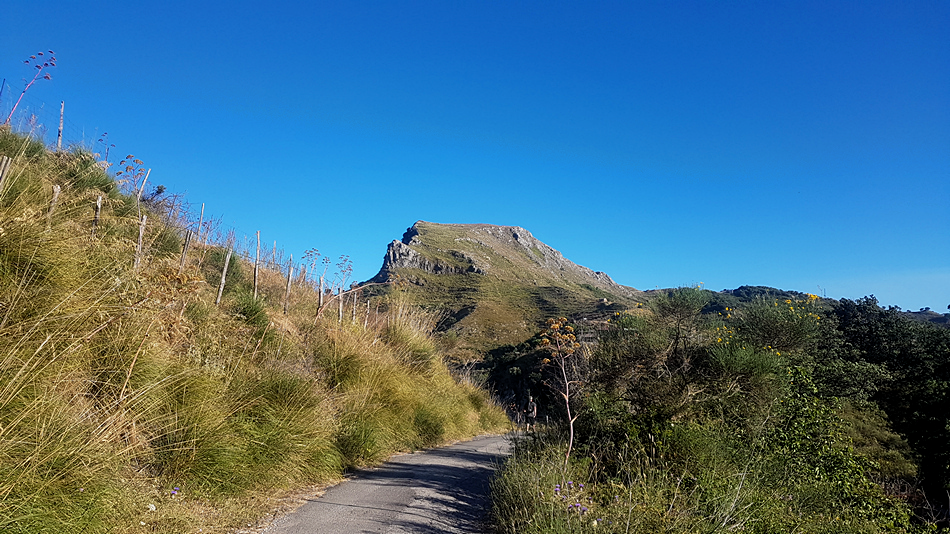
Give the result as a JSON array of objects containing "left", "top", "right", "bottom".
[
  {"left": 46, "top": 184, "right": 61, "bottom": 231},
  {"left": 216, "top": 248, "right": 233, "bottom": 305},
  {"left": 351, "top": 289, "right": 358, "bottom": 322},
  {"left": 135, "top": 168, "right": 150, "bottom": 221},
  {"left": 91, "top": 195, "right": 102, "bottom": 237},
  {"left": 0, "top": 156, "right": 11, "bottom": 192},
  {"left": 136, "top": 168, "right": 150, "bottom": 203},
  {"left": 283, "top": 256, "right": 294, "bottom": 314},
  {"left": 197, "top": 203, "right": 205, "bottom": 244},
  {"left": 253, "top": 231, "right": 261, "bottom": 299},
  {"left": 178, "top": 230, "right": 192, "bottom": 275},
  {"left": 134, "top": 214, "right": 147, "bottom": 270}
]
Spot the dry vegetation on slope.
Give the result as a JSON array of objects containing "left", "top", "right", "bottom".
[{"left": 0, "top": 129, "right": 508, "bottom": 534}]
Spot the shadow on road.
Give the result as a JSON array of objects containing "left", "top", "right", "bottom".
[{"left": 266, "top": 434, "right": 511, "bottom": 534}]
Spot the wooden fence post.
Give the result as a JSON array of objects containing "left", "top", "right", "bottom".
[
  {"left": 136, "top": 168, "right": 150, "bottom": 203},
  {"left": 318, "top": 276, "right": 325, "bottom": 309},
  {"left": 197, "top": 202, "right": 204, "bottom": 244},
  {"left": 91, "top": 195, "right": 102, "bottom": 237},
  {"left": 283, "top": 256, "right": 294, "bottom": 314},
  {"left": 0, "top": 156, "right": 10, "bottom": 193},
  {"left": 338, "top": 288, "right": 344, "bottom": 324},
  {"left": 178, "top": 230, "right": 192, "bottom": 275},
  {"left": 253, "top": 231, "right": 260, "bottom": 299},
  {"left": 351, "top": 288, "right": 358, "bottom": 322},
  {"left": 57, "top": 101, "right": 64, "bottom": 151},
  {"left": 46, "top": 184, "right": 61, "bottom": 231},
  {"left": 134, "top": 214, "right": 147, "bottom": 270},
  {"left": 216, "top": 248, "right": 233, "bottom": 305},
  {"left": 364, "top": 299, "right": 370, "bottom": 328}
]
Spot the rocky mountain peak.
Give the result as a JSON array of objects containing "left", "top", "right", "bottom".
[
  {"left": 366, "top": 221, "right": 641, "bottom": 351},
  {"left": 370, "top": 221, "right": 636, "bottom": 298}
]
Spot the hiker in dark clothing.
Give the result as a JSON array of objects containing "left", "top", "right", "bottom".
[{"left": 525, "top": 396, "right": 537, "bottom": 432}]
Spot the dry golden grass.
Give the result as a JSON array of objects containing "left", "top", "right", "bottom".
[{"left": 0, "top": 129, "right": 508, "bottom": 533}]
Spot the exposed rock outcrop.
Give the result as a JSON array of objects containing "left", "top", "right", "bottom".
[{"left": 370, "top": 221, "right": 636, "bottom": 299}]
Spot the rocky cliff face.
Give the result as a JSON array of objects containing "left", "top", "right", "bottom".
[
  {"left": 371, "top": 221, "right": 637, "bottom": 297},
  {"left": 368, "top": 221, "right": 641, "bottom": 353}
]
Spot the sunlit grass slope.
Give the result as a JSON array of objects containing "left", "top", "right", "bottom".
[{"left": 0, "top": 128, "right": 508, "bottom": 533}]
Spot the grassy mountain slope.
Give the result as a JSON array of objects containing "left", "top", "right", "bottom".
[
  {"left": 0, "top": 129, "right": 507, "bottom": 534},
  {"left": 368, "top": 221, "right": 644, "bottom": 356}
]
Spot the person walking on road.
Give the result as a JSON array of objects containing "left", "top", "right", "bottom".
[{"left": 524, "top": 396, "right": 537, "bottom": 432}]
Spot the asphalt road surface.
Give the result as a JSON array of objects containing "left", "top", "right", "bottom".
[{"left": 263, "top": 434, "right": 511, "bottom": 534}]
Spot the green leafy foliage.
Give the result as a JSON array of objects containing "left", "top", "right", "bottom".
[
  {"left": 825, "top": 297, "right": 950, "bottom": 497},
  {"left": 492, "top": 289, "right": 929, "bottom": 533}
]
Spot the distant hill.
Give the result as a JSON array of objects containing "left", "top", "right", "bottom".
[
  {"left": 367, "top": 221, "right": 643, "bottom": 355},
  {"left": 902, "top": 308, "right": 950, "bottom": 328},
  {"left": 364, "top": 223, "right": 950, "bottom": 358}
]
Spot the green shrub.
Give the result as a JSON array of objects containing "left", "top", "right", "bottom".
[
  {"left": 149, "top": 224, "right": 181, "bottom": 258},
  {"left": 413, "top": 406, "right": 446, "bottom": 445},
  {"left": 710, "top": 343, "right": 783, "bottom": 383},
  {"left": 201, "top": 247, "right": 246, "bottom": 294},
  {"left": 0, "top": 127, "right": 45, "bottom": 161},
  {"left": 729, "top": 295, "right": 822, "bottom": 353},
  {"left": 59, "top": 150, "right": 117, "bottom": 195},
  {"left": 139, "top": 369, "right": 241, "bottom": 493},
  {"left": 230, "top": 290, "right": 270, "bottom": 330},
  {"left": 226, "top": 371, "right": 340, "bottom": 488},
  {"left": 336, "top": 412, "right": 386, "bottom": 466}
]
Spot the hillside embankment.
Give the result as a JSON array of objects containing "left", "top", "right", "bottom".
[{"left": 0, "top": 128, "right": 508, "bottom": 534}]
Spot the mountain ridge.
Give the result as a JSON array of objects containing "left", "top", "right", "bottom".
[
  {"left": 367, "top": 221, "right": 643, "bottom": 354},
  {"left": 372, "top": 221, "right": 638, "bottom": 295}
]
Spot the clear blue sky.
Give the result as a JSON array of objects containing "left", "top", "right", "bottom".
[{"left": 2, "top": 1, "right": 948, "bottom": 311}]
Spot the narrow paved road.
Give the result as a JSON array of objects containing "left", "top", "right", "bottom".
[{"left": 263, "top": 434, "right": 511, "bottom": 534}]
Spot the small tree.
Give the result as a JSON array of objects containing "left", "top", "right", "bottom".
[
  {"left": 539, "top": 317, "right": 583, "bottom": 468},
  {"left": 5, "top": 51, "right": 56, "bottom": 125}
]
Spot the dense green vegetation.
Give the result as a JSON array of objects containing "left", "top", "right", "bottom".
[
  {"left": 0, "top": 128, "right": 507, "bottom": 533},
  {"left": 491, "top": 287, "right": 950, "bottom": 532}
]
